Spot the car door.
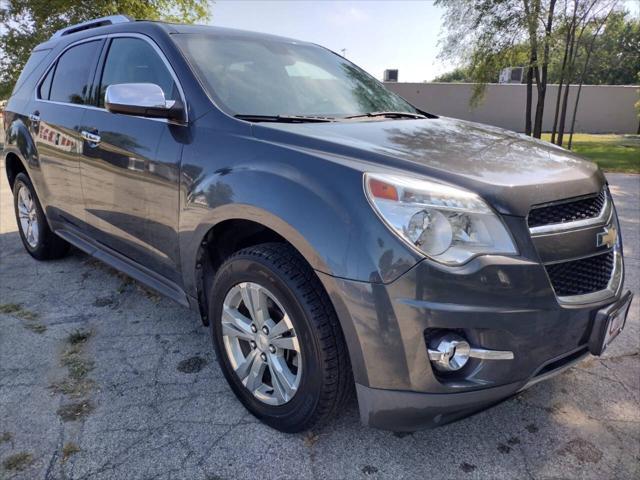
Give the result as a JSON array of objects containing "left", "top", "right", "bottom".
[
  {"left": 78, "top": 35, "right": 184, "bottom": 282},
  {"left": 32, "top": 39, "right": 104, "bottom": 226}
]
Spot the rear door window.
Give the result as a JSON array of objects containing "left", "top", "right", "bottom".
[{"left": 48, "top": 41, "right": 101, "bottom": 104}]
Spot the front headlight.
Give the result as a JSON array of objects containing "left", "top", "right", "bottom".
[{"left": 364, "top": 173, "right": 517, "bottom": 265}]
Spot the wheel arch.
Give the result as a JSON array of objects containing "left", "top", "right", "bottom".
[
  {"left": 3, "top": 114, "right": 40, "bottom": 191},
  {"left": 4, "top": 151, "right": 28, "bottom": 189},
  {"left": 192, "top": 215, "right": 365, "bottom": 392},
  {"left": 191, "top": 208, "right": 331, "bottom": 327}
]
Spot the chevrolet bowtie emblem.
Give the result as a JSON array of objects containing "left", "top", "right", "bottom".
[{"left": 597, "top": 225, "right": 617, "bottom": 249}]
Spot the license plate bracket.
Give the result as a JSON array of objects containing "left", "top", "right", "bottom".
[{"left": 588, "top": 291, "right": 633, "bottom": 356}]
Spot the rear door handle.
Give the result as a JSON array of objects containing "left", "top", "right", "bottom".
[
  {"left": 29, "top": 112, "right": 40, "bottom": 131},
  {"left": 81, "top": 130, "right": 101, "bottom": 145}
]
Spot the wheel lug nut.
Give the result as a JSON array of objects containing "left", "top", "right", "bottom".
[
  {"left": 249, "top": 340, "right": 257, "bottom": 349},
  {"left": 260, "top": 352, "right": 267, "bottom": 362},
  {"left": 262, "top": 326, "right": 269, "bottom": 335},
  {"left": 250, "top": 324, "right": 257, "bottom": 333},
  {"left": 269, "top": 345, "right": 276, "bottom": 354}
]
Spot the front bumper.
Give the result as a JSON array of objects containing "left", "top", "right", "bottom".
[
  {"left": 356, "top": 285, "right": 631, "bottom": 432},
  {"left": 356, "top": 345, "right": 592, "bottom": 431},
  {"left": 317, "top": 250, "right": 630, "bottom": 431}
]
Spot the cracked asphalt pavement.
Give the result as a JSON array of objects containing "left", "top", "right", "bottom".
[{"left": 1, "top": 161, "right": 638, "bottom": 479}]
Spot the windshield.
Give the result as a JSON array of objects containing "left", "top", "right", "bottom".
[{"left": 174, "top": 33, "right": 419, "bottom": 118}]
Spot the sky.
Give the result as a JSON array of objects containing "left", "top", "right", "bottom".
[
  {"left": 209, "top": 0, "right": 454, "bottom": 82},
  {"left": 210, "top": 0, "right": 640, "bottom": 82},
  {"left": 1, "top": 0, "right": 637, "bottom": 82}
]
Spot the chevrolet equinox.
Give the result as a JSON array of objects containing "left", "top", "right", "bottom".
[{"left": 2, "top": 16, "right": 632, "bottom": 432}]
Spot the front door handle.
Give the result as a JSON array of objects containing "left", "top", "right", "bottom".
[{"left": 81, "top": 130, "right": 101, "bottom": 145}]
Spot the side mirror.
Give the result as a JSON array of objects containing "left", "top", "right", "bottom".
[{"left": 105, "top": 83, "right": 185, "bottom": 122}]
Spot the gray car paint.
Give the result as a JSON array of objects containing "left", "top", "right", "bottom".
[{"left": 2, "top": 21, "right": 628, "bottom": 431}]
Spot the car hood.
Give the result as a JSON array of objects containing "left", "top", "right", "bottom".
[{"left": 252, "top": 116, "right": 605, "bottom": 216}]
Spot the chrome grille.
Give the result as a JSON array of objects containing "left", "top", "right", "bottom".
[
  {"left": 545, "top": 252, "right": 615, "bottom": 297},
  {"left": 527, "top": 189, "right": 606, "bottom": 228},
  {"left": 527, "top": 186, "right": 621, "bottom": 304}
]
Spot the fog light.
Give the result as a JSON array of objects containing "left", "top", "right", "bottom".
[{"left": 427, "top": 333, "right": 470, "bottom": 372}]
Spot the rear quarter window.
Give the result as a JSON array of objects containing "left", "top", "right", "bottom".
[
  {"left": 10, "top": 49, "right": 51, "bottom": 97},
  {"left": 39, "top": 67, "right": 54, "bottom": 100}
]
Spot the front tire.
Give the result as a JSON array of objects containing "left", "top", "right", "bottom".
[
  {"left": 209, "top": 243, "right": 352, "bottom": 432},
  {"left": 12, "top": 173, "right": 69, "bottom": 260}
]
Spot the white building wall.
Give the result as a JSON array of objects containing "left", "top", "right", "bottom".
[{"left": 384, "top": 82, "right": 639, "bottom": 134}]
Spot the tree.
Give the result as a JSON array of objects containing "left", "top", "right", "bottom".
[
  {"left": 437, "top": 0, "right": 635, "bottom": 143},
  {"left": 521, "top": 0, "right": 553, "bottom": 136},
  {"left": 553, "top": 0, "right": 599, "bottom": 145},
  {"left": 549, "top": 0, "right": 577, "bottom": 143},
  {"left": 552, "top": 0, "right": 619, "bottom": 146},
  {"left": 0, "top": 0, "right": 212, "bottom": 99},
  {"left": 528, "top": 0, "right": 557, "bottom": 138},
  {"left": 436, "top": 6, "right": 638, "bottom": 86},
  {"left": 436, "top": 0, "right": 557, "bottom": 138},
  {"left": 432, "top": 67, "right": 472, "bottom": 83},
  {"left": 567, "top": 4, "right": 616, "bottom": 148},
  {"left": 577, "top": 10, "right": 640, "bottom": 86},
  {"left": 435, "top": 0, "right": 527, "bottom": 106},
  {"left": 522, "top": 0, "right": 542, "bottom": 136},
  {"left": 636, "top": 72, "right": 640, "bottom": 134}
]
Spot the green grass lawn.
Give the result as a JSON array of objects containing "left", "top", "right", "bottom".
[{"left": 540, "top": 133, "right": 639, "bottom": 173}]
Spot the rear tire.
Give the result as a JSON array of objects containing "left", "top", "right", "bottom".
[
  {"left": 13, "top": 172, "right": 70, "bottom": 260},
  {"left": 209, "top": 242, "right": 352, "bottom": 432}
]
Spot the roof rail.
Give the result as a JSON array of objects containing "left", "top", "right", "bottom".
[{"left": 51, "top": 15, "right": 133, "bottom": 39}]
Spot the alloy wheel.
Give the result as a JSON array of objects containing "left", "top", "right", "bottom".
[
  {"left": 17, "top": 184, "right": 39, "bottom": 248},
  {"left": 221, "top": 282, "right": 302, "bottom": 405}
]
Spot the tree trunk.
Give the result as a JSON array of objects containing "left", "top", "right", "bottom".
[
  {"left": 523, "top": 0, "right": 540, "bottom": 137},
  {"left": 557, "top": 78, "right": 571, "bottom": 147},
  {"left": 533, "top": 80, "right": 546, "bottom": 139},
  {"left": 567, "top": 83, "right": 582, "bottom": 150},
  {"left": 559, "top": 0, "right": 602, "bottom": 145},
  {"left": 533, "top": 0, "right": 557, "bottom": 138},
  {"left": 525, "top": 66, "right": 533, "bottom": 136},
  {"left": 552, "top": 4, "right": 576, "bottom": 144},
  {"left": 568, "top": 8, "right": 612, "bottom": 149},
  {"left": 551, "top": 65, "right": 566, "bottom": 143},
  {"left": 557, "top": 19, "right": 579, "bottom": 147}
]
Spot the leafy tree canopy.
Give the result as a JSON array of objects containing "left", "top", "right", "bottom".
[
  {"left": 435, "top": 0, "right": 531, "bottom": 104},
  {"left": 434, "top": 4, "right": 638, "bottom": 87},
  {"left": 0, "top": 0, "right": 212, "bottom": 98},
  {"left": 432, "top": 67, "right": 473, "bottom": 83},
  {"left": 567, "top": 10, "right": 639, "bottom": 85}
]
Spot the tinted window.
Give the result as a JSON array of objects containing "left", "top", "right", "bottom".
[
  {"left": 174, "top": 34, "right": 417, "bottom": 117},
  {"left": 13, "top": 49, "right": 51, "bottom": 95},
  {"left": 39, "top": 67, "right": 54, "bottom": 100},
  {"left": 99, "top": 37, "right": 177, "bottom": 107},
  {"left": 49, "top": 41, "right": 101, "bottom": 104}
]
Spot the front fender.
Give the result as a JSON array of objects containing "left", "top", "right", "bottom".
[{"left": 178, "top": 133, "right": 421, "bottom": 296}]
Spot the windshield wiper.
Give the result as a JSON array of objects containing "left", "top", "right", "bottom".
[
  {"left": 235, "top": 114, "right": 335, "bottom": 123},
  {"left": 343, "top": 111, "right": 427, "bottom": 120}
]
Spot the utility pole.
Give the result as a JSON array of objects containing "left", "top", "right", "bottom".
[{"left": 340, "top": 48, "right": 347, "bottom": 58}]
